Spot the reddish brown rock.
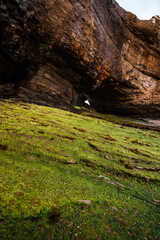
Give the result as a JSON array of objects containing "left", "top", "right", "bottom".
[{"left": 0, "top": 0, "right": 160, "bottom": 115}]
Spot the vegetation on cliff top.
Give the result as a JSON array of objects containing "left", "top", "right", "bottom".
[{"left": 0, "top": 100, "right": 160, "bottom": 239}]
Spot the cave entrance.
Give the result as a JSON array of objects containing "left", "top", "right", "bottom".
[{"left": 84, "top": 99, "right": 90, "bottom": 105}]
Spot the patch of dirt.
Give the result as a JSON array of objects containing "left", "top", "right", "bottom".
[
  {"left": 80, "top": 158, "right": 106, "bottom": 172},
  {"left": 74, "top": 127, "right": 87, "bottom": 132},
  {"left": 9, "top": 199, "right": 15, "bottom": 205},
  {"left": 130, "top": 149, "right": 142, "bottom": 155},
  {"left": 88, "top": 142, "right": 102, "bottom": 152},
  {"left": 50, "top": 137, "right": 56, "bottom": 141},
  {"left": 0, "top": 144, "right": 8, "bottom": 150},
  {"left": 49, "top": 209, "right": 60, "bottom": 224},
  {"left": 35, "top": 136, "right": 48, "bottom": 140},
  {"left": 103, "top": 135, "right": 117, "bottom": 141},
  {"left": 14, "top": 192, "right": 24, "bottom": 197},
  {"left": 61, "top": 136, "right": 76, "bottom": 140},
  {"left": 147, "top": 159, "right": 152, "bottom": 164},
  {"left": 120, "top": 169, "right": 159, "bottom": 183},
  {"left": 131, "top": 149, "right": 150, "bottom": 158},
  {"left": 131, "top": 140, "right": 150, "bottom": 147},
  {"left": 39, "top": 122, "right": 49, "bottom": 127},
  {"left": 149, "top": 134, "right": 157, "bottom": 138},
  {"left": 30, "top": 198, "right": 40, "bottom": 206},
  {"left": 119, "top": 159, "right": 125, "bottom": 164},
  {"left": 124, "top": 163, "right": 134, "bottom": 169},
  {"left": 131, "top": 140, "right": 144, "bottom": 145},
  {"left": 122, "top": 146, "right": 150, "bottom": 157},
  {"left": 80, "top": 158, "right": 96, "bottom": 169},
  {"left": 38, "top": 130, "right": 45, "bottom": 134}
]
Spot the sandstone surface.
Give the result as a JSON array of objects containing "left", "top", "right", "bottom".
[{"left": 0, "top": 0, "right": 160, "bottom": 115}]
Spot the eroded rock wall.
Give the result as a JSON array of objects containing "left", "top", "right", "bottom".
[{"left": 0, "top": 0, "right": 160, "bottom": 115}]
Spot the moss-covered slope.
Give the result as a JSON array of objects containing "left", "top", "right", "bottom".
[{"left": 0, "top": 100, "right": 160, "bottom": 239}]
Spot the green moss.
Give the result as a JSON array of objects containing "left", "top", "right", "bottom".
[{"left": 0, "top": 100, "right": 160, "bottom": 239}]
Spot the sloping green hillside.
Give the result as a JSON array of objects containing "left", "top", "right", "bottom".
[{"left": 0, "top": 100, "right": 160, "bottom": 240}]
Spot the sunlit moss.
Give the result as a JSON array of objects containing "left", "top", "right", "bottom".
[{"left": 0, "top": 100, "right": 160, "bottom": 240}]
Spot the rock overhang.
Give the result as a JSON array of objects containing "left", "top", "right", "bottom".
[{"left": 0, "top": 0, "right": 160, "bottom": 116}]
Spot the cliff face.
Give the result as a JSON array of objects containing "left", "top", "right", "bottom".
[{"left": 0, "top": 0, "right": 160, "bottom": 115}]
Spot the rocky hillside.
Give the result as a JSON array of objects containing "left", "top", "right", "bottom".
[{"left": 0, "top": 0, "right": 160, "bottom": 115}]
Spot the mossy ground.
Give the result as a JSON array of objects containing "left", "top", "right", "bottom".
[{"left": 0, "top": 100, "right": 160, "bottom": 240}]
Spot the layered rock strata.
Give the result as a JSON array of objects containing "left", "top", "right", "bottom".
[{"left": 0, "top": 0, "right": 160, "bottom": 115}]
